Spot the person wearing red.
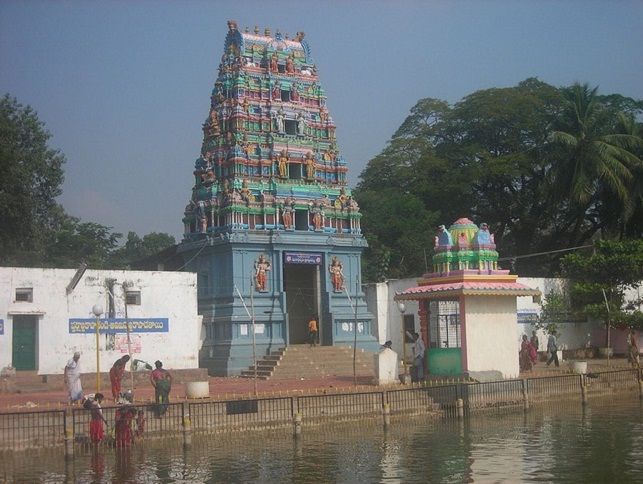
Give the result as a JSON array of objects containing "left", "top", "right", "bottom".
[
  {"left": 109, "top": 355, "right": 130, "bottom": 401},
  {"left": 150, "top": 360, "right": 173, "bottom": 417},
  {"left": 114, "top": 405, "right": 136, "bottom": 446},
  {"left": 89, "top": 393, "right": 107, "bottom": 443}
]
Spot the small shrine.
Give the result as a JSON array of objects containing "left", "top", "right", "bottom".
[
  {"left": 178, "top": 21, "right": 378, "bottom": 376},
  {"left": 395, "top": 218, "right": 540, "bottom": 379}
]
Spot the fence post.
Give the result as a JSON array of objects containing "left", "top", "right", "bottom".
[
  {"left": 581, "top": 374, "right": 588, "bottom": 405},
  {"left": 638, "top": 377, "right": 643, "bottom": 401},
  {"left": 456, "top": 398, "right": 464, "bottom": 419},
  {"left": 522, "top": 379, "right": 529, "bottom": 410},
  {"left": 382, "top": 403, "right": 391, "bottom": 428},
  {"left": 64, "top": 411, "right": 74, "bottom": 460},
  {"left": 293, "top": 412, "right": 302, "bottom": 436},
  {"left": 182, "top": 403, "right": 192, "bottom": 446}
]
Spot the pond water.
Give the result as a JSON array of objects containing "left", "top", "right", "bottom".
[{"left": 3, "top": 397, "right": 643, "bottom": 483}]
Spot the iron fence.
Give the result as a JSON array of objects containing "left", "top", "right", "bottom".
[
  {"left": 461, "top": 379, "right": 525, "bottom": 414},
  {"left": 0, "top": 410, "right": 66, "bottom": 451},
  {"left": 387, "top": 385, "right": 458, "bottom": 418},
  {"left": 189, "top": 396, "right": 294, "bottom": 433},
  {"left": 584, "top": 369, "right": 639, "bottom": 395},
  {"left": 70, "top": 401, "right": 185, "bottom": 451},
  {"left": 527, "top": 374, "right": 581, "bottom": 401},
  {"left": 297, "top": 391, "right": 384, "bottom": 422},
  {"left": 2, "top": 369, "right": 642, "bottom": 453}
]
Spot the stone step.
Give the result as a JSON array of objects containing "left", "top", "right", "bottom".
[{"left": 240, "top": 344, "right": 375, "bottom": 381}]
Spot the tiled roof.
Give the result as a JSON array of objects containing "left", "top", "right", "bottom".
[{"left": 396, "top": 281, "right": 540, "bottom": 300}]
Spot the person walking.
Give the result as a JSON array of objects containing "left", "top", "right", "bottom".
[
  {"left": 308, "top": 316, "right": 318, "bottom": 347},
  {"left": 109, "top": 355, "right": 130, "bottom": 401},
  {"left": 64, "top": 351, "right": 83, "bottom": 403},
  {"left": 546, "top": 332, "right": 560, "bottom": 367},
  {"left": 150, "top": 360, "right": 172, "bottom": 417},
  {"left": 412, "top": 332, "right": 425, "bottom": 381}
]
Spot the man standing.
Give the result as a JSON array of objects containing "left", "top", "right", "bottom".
[
  {"left": 64, "top": 352, "right": 83, "bottom": 403},
  {"left": 308, "top": 316, "right": 318, "bottom": 348},
  {"left": 413, "top": 332, "right": 425, "bottom": 381},
  {"left": 546, "top": 332, "right": 559, "bottom": 367}
]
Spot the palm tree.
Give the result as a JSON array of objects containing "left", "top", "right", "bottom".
[{"left": 547, "top": 83, "right": 643, "bottom": 241}]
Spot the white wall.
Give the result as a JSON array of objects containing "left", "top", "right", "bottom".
[
  {"left": 0, "top": 267, "right": 199, "bottom": 374},
  {"left": 364, "top": 279, "right": 419, "bottom": 362},
  {"left": 464, "top": 296, "right": 520, "bottom": 378}
]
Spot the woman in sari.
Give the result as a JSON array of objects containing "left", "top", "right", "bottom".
[
  {"left": 114, "top": 405, "right": 137, "bottom": 446},
  {"left": 519, "top": 335, "right": 535, "bottom": 372},
  {"left": 64, "top": 352, "right": 83, "bottom": 403},
  {"left": 109, "top": 355, "right": 130, "bottom": 401},
  {"left": 150, "top": 360, "right": 172, "bottom": 417}
]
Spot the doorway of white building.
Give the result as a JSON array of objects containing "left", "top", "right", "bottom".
[{"left": 12, "top": 315, "right": 37, "bottom": 370}]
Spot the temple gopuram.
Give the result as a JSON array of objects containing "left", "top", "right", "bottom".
[
  {"left": 178, "top": 21, "right": 378, "bottom": 376},
  {"left": 395, "top": 218, "right": 540, "bottom": 378}
]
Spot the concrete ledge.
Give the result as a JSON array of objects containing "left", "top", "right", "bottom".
[{"left": 185, "top": 381, "right": 210, "bottom": 398}]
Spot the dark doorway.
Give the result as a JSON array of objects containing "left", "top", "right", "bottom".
[
  {"left": 12, "top": 315, "right": 37, "bottom": 370},
  {"left": 283, "top": 264, "right": 319, "bottom": 344}
]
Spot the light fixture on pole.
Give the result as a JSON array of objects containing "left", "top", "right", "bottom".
[
  {"left": 397, "top": 301, "right": 409, "bottom": 376},
  {"left": 92, "top": 304, "right": 103, "bottom": 392}
]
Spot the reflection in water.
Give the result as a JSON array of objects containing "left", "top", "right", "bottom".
[{"left": 3, "top": 398, "right": 643, "bottom": 483}]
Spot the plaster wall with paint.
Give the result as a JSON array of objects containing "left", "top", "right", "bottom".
[{"left": 0, "top": 267, "right": 199, "bottom": 375}]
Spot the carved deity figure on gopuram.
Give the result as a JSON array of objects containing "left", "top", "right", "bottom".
[{"left": 182, "top": 20, "right": 360, "bottom": 237}]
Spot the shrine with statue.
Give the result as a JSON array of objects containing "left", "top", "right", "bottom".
[
  {"left": 178, "top": 21, "right": 378, "bottom": 376},
  {"left": 396, "top": 218, "right": 540, "bottom": 379}
]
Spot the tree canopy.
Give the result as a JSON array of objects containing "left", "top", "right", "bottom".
[
  {"left": 561, "top": 240, "right": 643, "bottom": 336},
  {"left": 0, "top": 94, "right": 175, "bottom": 268},
  {"left": 355, "top": 79, "right": 643, "bottom": 281}
]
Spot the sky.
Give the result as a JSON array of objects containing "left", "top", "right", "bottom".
[{"left": 1, "top": 1, "right": 642, "bottom": 241}]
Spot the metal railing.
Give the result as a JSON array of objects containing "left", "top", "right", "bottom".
[
  {"left": 0, "top": 410, "right": 66, "bottom": 451},
  {"left": 2, "top": 368, "right": 641, "bottom": 453},
  {"left": 189, "top": 396, "right": 294, "bottom": 432}
]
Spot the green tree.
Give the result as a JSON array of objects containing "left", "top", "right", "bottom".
[
  {"left": 561, "top": 240, "right": 643, "bottom": 347},
  {"left": 45, "top": 219, "right": 122, "bottom": 268},
  {"left": 0, "top": 94, "right": 67, "bottom": 264},
  {"left": 547, "top": 83, "right": 643, "bottom": 245},
  {"left": 356, "top": 79, "right": 643, "bottom": 280},
  {"left": 107, "top": 231, "right": 176, "bottom": 268}
]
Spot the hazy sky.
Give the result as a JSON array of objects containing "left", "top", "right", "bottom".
[{"left": 2, "top": 1, "right": 642, "bottom": 240}]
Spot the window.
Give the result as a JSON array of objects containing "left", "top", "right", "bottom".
[
  {"left": 284, "top": 119, "right": 297, "bottom": 135},
  {"left": 428, "top": 300, "right": 461, "bottom": 348},
  {"left": 404, "top": 314, "right": 415, "bottom": 343},
  {"left": 125, "top": 291, "right": 141, "bottom": 306},
  {"left": 15, "top": 288, "right": 33, "bottom": 302}
]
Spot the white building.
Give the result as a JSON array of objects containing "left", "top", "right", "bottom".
[
  {"left": 0, "top": 267, "right": 200, "bottom": 375},
  {"left": 366, "top": 276, "right": 639, "bottom": 366}
]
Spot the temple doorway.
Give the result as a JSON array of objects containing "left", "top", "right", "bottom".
[{"left": 284, "top": 263, "right": 321, "bottom": 344}]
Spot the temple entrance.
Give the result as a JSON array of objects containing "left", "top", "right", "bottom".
[
  {"left": 427, "top": 300, "right": 462, "bottom": 376},
  {"left": 283, "top": 262, "right": 321, "bottom": 344}
]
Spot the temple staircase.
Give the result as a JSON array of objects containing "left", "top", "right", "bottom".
[{"left": 240, "top": 344, "right": 375, "bottom": 381}]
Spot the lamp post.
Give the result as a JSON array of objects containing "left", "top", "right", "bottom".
[
  {"left": 92, "top": 304, "right": 103, "bottom": 392},
  {"left": 397, "top": 301, "right": 409, "bottom": 377}
]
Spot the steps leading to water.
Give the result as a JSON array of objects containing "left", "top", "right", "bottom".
[{"left": 240, "top": 344, "right": 375, "bottom": 380}]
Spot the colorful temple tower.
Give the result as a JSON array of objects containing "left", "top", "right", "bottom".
[
  {"left": 396, "top": 218, "right": 540, "bottom": 379},
  {"left": 177, "top": 21, "right": 378, "bottom": 376}
]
